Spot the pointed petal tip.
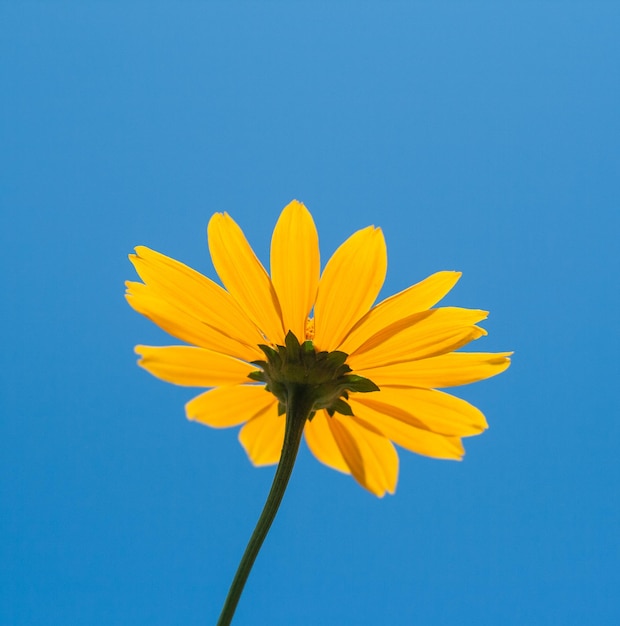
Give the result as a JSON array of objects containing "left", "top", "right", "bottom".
[
  {"left": 132, "top": 245, "right": 154, "bottom": 259},
  {"left": 356, "top": 224, "right": 379, "bottom": 236},
  {"left": 124, "top": 293, "right": 138, "bottom": 311},
  {"left": 369, "top": 482, "right": 397, "bottom": 498},
  {"left": 133, "top": 345, "right": 151, "bottom": 367},
  {"left": 207, "top": 211, "right": 229, "bottom": 230},
  {"left": 185, "top": 406, "right": 199, "bottom": 422},
  {"left": 282, "top": 198, "right": 308, "bottom": 212}
]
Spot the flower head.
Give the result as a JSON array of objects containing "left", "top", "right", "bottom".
[{"left": 126, "top": 200, "right": 510, "bottom": 496}]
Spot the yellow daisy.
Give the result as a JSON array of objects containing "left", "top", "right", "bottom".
[{"left": 126, "top": 200, "right": 510, "bottom": 497}]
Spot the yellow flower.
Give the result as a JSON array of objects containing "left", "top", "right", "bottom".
[{"left": 126, "top": 200, "right": 510, "bottom": 497}]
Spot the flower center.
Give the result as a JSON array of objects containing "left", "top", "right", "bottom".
[{"left": 248, "top": 331, "right": 379, "bottom": 420}]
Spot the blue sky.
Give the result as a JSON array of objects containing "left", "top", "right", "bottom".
[{"left": 1, "top": 3, "right": 618, "bottom": 625}]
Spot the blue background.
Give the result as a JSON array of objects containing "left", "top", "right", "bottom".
[{"left": 2, "top": 3, "right": 618, "bottom": 624}]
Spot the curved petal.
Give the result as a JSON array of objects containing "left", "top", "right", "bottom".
[
  {"left": 314, "top": 226, "right": 387, "bottom": 351},
  {"left": 339, "top": 271, "right": 462, "bottom": 354},
  {"left": 350, "top": 399, "right": 464, "bottom": 460},
  {"left": 126, "top": 282, "right": 262, "bottom": 361},
  {"left": 135, "top": 345, "right": 253, "bottom": 387},
  {"left": 356, "top": 352, "right": 512, "bottom": 388},
  {"left": 329, "top": 415, "right": 399, "bottom": 497},
  {"left": 129, "top": 247, "right": 265, "bottom": 351},
  {"left": 270, "top": 200, "right": 320, "bottom": 342},
  {"left": 352, "top": 387, "right": 487, "bottom": 437},
  {"left": 208, "top": 213, "right": 285, "bottom": 344},
  {"left": 303, "top": 410, "right": 350, "bottom": 474},
  {"left": 185, "top": 385, "right": 276, "bottom": 428},
  {"left": 238, "top": 409, "right": 285, "bottom": 466},
  {"left": 347, "top": 308, "right": 488, "bottom": 371}
]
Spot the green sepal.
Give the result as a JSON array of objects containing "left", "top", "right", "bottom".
[
  {"left": 330, "top": 398, "right": 354, "bottom": 416},
  {"left": 284, "top": 330, "right": 302, "bottom": 360},
  {"left": 346, "top": 375, "right": 380, "bottom": 393},
  {"left": 257, "top": 344, "right": 278, "bottom": 360},
  {"left": 247, "top": 370, "right": 266, "bottom": 383},
  {"left": 325, "top": 350, "right": 349, "bottom": 369}
]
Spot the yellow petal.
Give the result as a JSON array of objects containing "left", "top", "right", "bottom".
[
  {"left": 208, "top": 213, "right": 285, "bottom": 344},
  {"left": 135, "top": 345, "right": 253, "bottom": 387},
  {"left": 353, "top": 387, "right": 487, "bottom": 437},
  {"left": 339, "top": 271, "right": 462, "bottom": 354},
  {"left": 185, "top": 385, "right": 276, "bottom": 428},
  {"left": 126, "top": 282, "right": 262, "bottom": 362},
  {"left": 129, "top": 247, "right": 265, "bottom": 352},
  {"left": 314, "top": 226, "right": 387, "bottom": 351},
  {"left": 303, "top": 410, "right": 350, "bottom": 474},
  {"left": 347, "top": 307, "right": 488, "bottom": 370},
  {"left": 238, "top": 409, "right": 285, "bottom": 466},
  {"left": 329, "top": 415, "right": 399, "bottom": 497},
  {"left": 357, "top": 352, "right": 512, "bottom": 388},
  {"left": 270, "top": 200, "right": 320, "bottom": 342},
  {"left": 350, "top": 399, "right": 464, "bottom": 460}
]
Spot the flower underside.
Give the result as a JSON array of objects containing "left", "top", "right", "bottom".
[
  {"left": 127, "top": 199, "right": 511, "bottom": 497},
  {"left": 249, "top": 330, "right": 379, "bottom": 420}
]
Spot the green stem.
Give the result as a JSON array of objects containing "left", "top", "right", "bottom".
[{"left": 216, "top": 385, "right": 313, "bottom": 626}]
